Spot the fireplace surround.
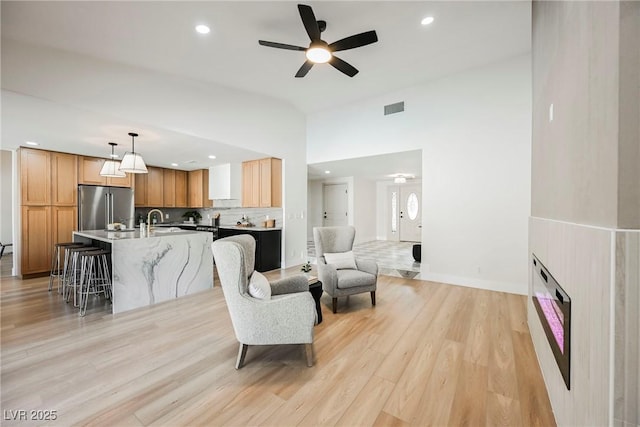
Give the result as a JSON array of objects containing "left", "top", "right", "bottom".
[{"left": 532, "top": 254, "right": 571, "bottom": 389}]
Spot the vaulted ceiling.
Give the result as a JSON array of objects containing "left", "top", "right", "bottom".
[{"left": 1, "top": 1, "right": 531, "bottom": 174}]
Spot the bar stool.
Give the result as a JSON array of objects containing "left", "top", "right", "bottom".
[
  {"left": 49, "top": 242, "right": 85, "bottom": 292},
  {"left": 78, "top": 249, "right": 112, "bottom": 317},
  {"left": 63, "top": 246, "right": 100, "bottom": 306}
]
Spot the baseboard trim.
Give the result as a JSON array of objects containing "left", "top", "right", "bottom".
[{"left": 420, "top": 272, "right": 527, "bottom": 295}]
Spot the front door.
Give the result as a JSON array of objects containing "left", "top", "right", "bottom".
[
  {"left": 323, "top": 183, "right": 348, "bottom": 226},
  {"left": 399, "top": 184, "right": 421, "bottom": 242}
]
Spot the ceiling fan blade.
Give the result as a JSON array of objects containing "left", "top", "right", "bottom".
[
  {"left": 328, "top": 30, "right": 378, "bottom": 52},
  {"left": 329, "top": 56, "right": 359, "bottom": 77},
  {"left": 295, "top": 60, "right": 314, "bottom": 78},
  {"left": 259, "top": 40, "right": 306, "bottom": 51},
  {"left": 298, "top": 4, "right": 320, "bottom": 41}
]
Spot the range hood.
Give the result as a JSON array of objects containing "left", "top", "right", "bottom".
[{"left": 209, "top": 163, "right": 241, "bottom": 202}]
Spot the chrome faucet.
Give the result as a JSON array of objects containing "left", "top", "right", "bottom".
[{"left": 147, "top": 209, "right": 164, "bottom": 234}]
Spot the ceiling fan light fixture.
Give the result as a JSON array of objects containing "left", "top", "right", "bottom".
[
  {"left": 306, "top": 46, "right": 331, "bottom": 63},
  {"left": 100, "top": 142, "right": 127, "bottom": 178},
  {"left": 119, "top": 132, "right": 148, "bottom": 174}
]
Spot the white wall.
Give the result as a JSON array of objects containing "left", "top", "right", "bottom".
[
  {"left": 308, "top": 55, "right": 532, "bottom": 294},
  {"left": 353, "top": 177, "right": 377, "bottom": 244},
  {"left": 1, "top": 150, "right": 13, "bottom": 253},
  {"left": 307, "top": 180, "right": 323, "bottom": 241},
  {"left": 3, "top": 40, "right": 308, "bottom": 267}
]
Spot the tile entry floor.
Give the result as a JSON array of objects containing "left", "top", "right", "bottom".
[{"left": 307, "top": 239, "right": 422, "bottom": 279}]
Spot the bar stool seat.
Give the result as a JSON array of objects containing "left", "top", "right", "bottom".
[
  {"left": 78, "top": 249, "right": 112, "bottom": 316},
  {"left": 49, "top": 242, "right": 85, "bottom": 293}
]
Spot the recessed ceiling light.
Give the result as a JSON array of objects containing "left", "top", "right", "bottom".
[
  {"left": 171, "top": 163, "right": 179, "bottom": 167},
  {"left": 195, "top": 24, "right": 210, "bottom": 34},
  {"left": 25, "top": 141, "right": 39, "bottom": 146},
  {"left": 421, "top": 16, "right": 435, "bottom": 26},
  {"left": 324, "top": 170, "right": 331, "bottom": 174},
  {"left": 208, "top": 155, "right": 216, "bottom": 159}
]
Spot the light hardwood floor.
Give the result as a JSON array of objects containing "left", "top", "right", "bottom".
[{"left": 1, "top": 269, "right": 556, "bottom": 426}]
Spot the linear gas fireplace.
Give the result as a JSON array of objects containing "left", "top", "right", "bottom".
[{"left": 532, "top": 254, "right": 571, "bottom": 389}]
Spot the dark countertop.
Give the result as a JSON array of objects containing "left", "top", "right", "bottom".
[{"left": 218, "top": 225, "right": 282, "bottom": 232}]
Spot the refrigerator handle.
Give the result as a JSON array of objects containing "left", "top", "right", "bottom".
[
  {"left": 105, "top": 193, "right": 110, "bottom": 228},
  {"left": 110, "top": 193, "right": 115, "bottom": 225}
]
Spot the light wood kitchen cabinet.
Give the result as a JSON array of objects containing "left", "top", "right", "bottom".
[
  {"left": 259, "top": 157, "right": 282, "bottom": 207},
  {"left": 135, "top": 167, "right": 164, "bottom": 207},
  {"left": 188, "top": 169, "right": 212, "bottom": 208},
  {"left": 147, "top": 167, "right": 164, "bottom": 207},
  {"left": 78, "top": 156, "right": 107, "bottom": 186},
  {"left": 50, "top": 206, "right": 77, "bottom": 274},
  {"left": 134, "top": 173, "right": 147, "bottom": 206},
  {"left": 20, "top": 205, "right": 52, "bottom": 275},
  {"left": 106, "top": 173, "right": 132, "bottom": 188},
  {"left": 51, "top": 152, "right": 78, "bottom": 206},
  {"left": 242, "top": 157, "right": 282, "bottom": 208},
  {"left": 242, "top": 160, "right": 260, "bottom": 208},
  {"left": 163, "top": 169, "right": 176, "bottom": 207},
  {"left": 175, "top": 170, "right": 188, "bottom": 208},
  {"left": 20, "top": 148, "right": 51, "bottom": 206},
  {"left": 78, "top": 156, "right": 131, "bottom": 187},
  {"left": 51, "top": 205, "right": 77, "bottom": 248}
]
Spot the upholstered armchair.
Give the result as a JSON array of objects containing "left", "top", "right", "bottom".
[
  {"left": 211, "top": 235, "right": 316, "bottom": 369},
  {"left": 313, "top": 226, "right": 378, "bottom": 313}
]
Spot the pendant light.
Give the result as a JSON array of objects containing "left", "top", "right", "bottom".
[
  {"left": 119, "top": 132, "right": 148, "bottom": 174},
  {"left": 99, "top": 142, "right": 127, "bottom": 177}
]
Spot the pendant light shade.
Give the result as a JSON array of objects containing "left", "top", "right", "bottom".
[
  {"left": 119, "top": 132, "right": 148, "bottom": 174},
  {"left": 100, "top": 142, "right": 127, "bottom": 177}
]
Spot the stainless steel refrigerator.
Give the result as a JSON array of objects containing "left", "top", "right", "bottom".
[{"left": 78, "top": 185, "right": 135, "bottom": 231}]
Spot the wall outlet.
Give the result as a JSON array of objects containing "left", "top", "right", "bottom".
[{"left": 165, "top": 214, "right": 169, "bottom": 220}]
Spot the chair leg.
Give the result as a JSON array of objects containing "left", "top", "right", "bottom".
[
  {"left": 235, "top": 343, "right": 248, "bottom": 370},
  {"left": 305, "top": 343, "right": 314, "bottom": 367},
  {"left": 371, "top": 291, "right": 376, "bottom": 306},
  {"left": 332, "top": 297, "right": 337, "bottom": 314}
]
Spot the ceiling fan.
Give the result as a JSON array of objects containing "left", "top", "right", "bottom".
[{"left": 258, "top": 4, "right": 378, "bottom": 78}]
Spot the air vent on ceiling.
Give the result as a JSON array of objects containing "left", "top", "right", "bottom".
[{"left": 384, "top": 101, "right": 404, "bottom": 115}]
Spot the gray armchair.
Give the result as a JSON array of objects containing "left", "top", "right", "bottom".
[
  {"left": 211, "top": 235, "right": 316, "bottom": 369},
  {"left": 313, "top": 226, "right": 378, "bottom": 313}
]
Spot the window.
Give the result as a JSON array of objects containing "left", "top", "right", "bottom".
[
  {"left": 391, "top": 191, "right": 397, "bottom": 233},
  {"left": 407, "top": 192, "right": 419, "bottom": 220}
]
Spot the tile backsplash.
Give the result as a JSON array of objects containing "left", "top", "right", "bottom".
[{"left": 134, "top": 206, "right": 283, "bottom": 228}]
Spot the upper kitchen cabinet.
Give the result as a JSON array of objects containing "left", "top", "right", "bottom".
[
  {"left": 163, "top": 169, "right": 177, "bottom": 207},
  {"left": 242, "top": 157, "right": 282, "bottom": 208},
  {"left": 51, "top": 152, "right": 77, "bottom": 206},
  {"left": 188, "top": 169, "right": 212, "bottom": 208},
  {"left": 175, "top": 170, "right": 188, "bottom": 208},
  {"left": 147, "top": 167, "right": 164, "bottom": 206},
  {"left": 78, "top": 156, "right": 131, "bottom": 187},
  {"left": 20, "top": 148, "right": 51, "bottom": 206},
  {"left": 134, "top": 173, "right": 147, "bottom": 206},
  {"left": 78, "top": 156, "right": 106, "bottom": 186},
  {"left": 134, "top": 166, "right": 164, "bottom": 207}
]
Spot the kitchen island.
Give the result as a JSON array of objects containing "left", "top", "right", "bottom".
[{"left": 73, "top": 229, "right": 213, "bottom": 314}]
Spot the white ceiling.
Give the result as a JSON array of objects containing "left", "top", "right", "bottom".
[
  {"left": 1, "top": 1, "right": 531, "bottom": 174},
  {"left": 308, "top": 149, "right": 422, "bottom": 181}
]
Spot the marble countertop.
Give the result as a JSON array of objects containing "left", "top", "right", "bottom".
[{"left": 74, "top": 229, "right": 200, "bottom": 242}]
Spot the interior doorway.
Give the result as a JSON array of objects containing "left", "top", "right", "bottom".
[{"left": 322, "top": 183, "right": 348, "bottom": 226}]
